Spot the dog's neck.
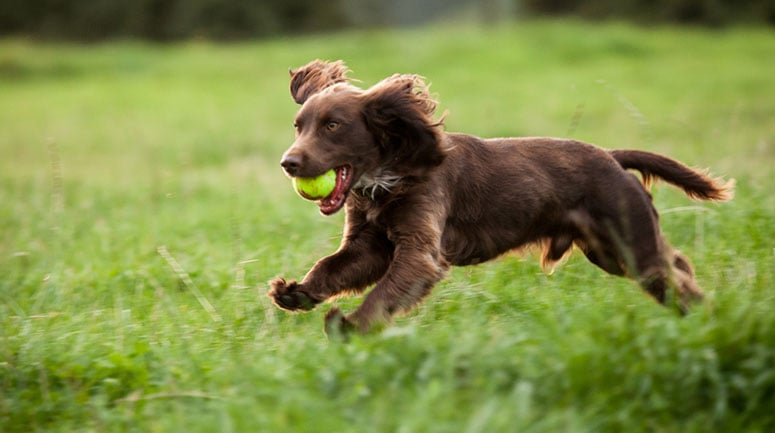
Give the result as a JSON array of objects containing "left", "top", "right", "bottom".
[{"left": 353, "top": 170, "right": 404, "bottom": 200}]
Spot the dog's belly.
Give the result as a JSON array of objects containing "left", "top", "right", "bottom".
[{"left": 441, "top": 225, "right": 530, "bottom": 266}]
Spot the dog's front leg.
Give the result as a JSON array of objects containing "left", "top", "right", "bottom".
[
  {"left": 269, "top": 222, "right": 392, "bottom": 311},
  {"left": 331, "top": 241, "right": 449, "bottom": 335}
]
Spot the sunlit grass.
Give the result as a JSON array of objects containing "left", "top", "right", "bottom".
[{"left": 1, "top": 20, "right": 773, "bottom": 432}]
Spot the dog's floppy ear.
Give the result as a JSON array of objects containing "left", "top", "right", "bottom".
[
  {"left": 289, "top": 60, "right": 351, "bottom": 105},
  {"left": 362, "top": 74, "right": 445, "bottom": 172}
]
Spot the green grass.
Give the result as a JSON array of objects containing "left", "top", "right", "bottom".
[{"left": 1, "top": 20, "right": 774, "bottom": 432}]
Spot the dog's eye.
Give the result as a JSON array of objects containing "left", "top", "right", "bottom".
[{"left": 325, "top": 121, "right": 340, "bottom": 132}]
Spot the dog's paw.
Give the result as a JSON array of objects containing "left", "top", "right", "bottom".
[
  {"left": 324, "top": 307, "right": 356, "bottom": 342},
  {"left": 268, "top": 277, "right": 318, "bottom": 311}
]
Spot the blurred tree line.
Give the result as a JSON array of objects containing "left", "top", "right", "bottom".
[
  {"left": 524, "top": 0, "right": 774, "bottom": 26},
  {"left": 0, "top": 0, "right": 771, "bottom": 41}
]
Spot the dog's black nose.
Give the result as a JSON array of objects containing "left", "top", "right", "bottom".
[{"left": 280, "top": 153, "right": 303, "bottom": 176}]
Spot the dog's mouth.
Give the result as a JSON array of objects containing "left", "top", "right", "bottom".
[{"left": 318, "top": 165, "right": 353, "bottom": 215}]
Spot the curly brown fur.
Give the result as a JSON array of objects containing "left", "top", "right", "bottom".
[
  {"left": 289, "top": 59, "right": 352, "bottom": 105},
  {"left": 269, "top": 60, "right": 734, "bottom": 338}
]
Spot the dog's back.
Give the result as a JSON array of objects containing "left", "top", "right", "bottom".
[{"left": 437, "top": 135, "right": 653, "bottom": 266}]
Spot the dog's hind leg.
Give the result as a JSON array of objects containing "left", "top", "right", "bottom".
[
  {"left": 568, "top": 209, "right": 626, "bottom": 276},
  {"left": 571, "top": 189, "right": 699, "bottom": 312},
  {"left": 615, "top": 220, "right": 703, "bottom": 314},
  {"left": 614, "top": 211, "right": 673, "bottom": 307},
  {"left": 616, "top": 196, "right": 705, "bottom": 313},
  {"left": 665, "top": 244, "right": 704, "bottom": 311},
  {"left": 635, "top": 250, "right": 703, "bottom": 314}
]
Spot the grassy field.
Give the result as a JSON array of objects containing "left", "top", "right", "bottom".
[{"left": 1, "top": 20, "right": 773, "bottom": 432}]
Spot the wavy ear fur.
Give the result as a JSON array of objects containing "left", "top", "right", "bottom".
[
  {"left": 289, "top": 60, "right": 351, "bottom": 104},
  {"left": 362, "top": 74, "right": 445, "bottom": 172}
]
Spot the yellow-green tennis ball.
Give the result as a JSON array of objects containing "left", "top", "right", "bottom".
[{"left": 292, "top": 169, "right": 337, "bottom": 200}]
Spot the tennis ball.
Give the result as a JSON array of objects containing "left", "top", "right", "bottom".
[{"left": 292, "top": 169, "right": 337, "bottom": 200}]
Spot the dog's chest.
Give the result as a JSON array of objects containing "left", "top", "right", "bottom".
[
  {"left": 364, "top": 206, "right": 382, "bottom": 225},
  {"left": 353, "top": 171, "right": 403, "bottom": 200}
]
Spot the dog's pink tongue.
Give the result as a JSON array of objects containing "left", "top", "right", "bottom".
[
  {"left": 319, "top": 193, "right": 344, "bottom": 215},
  {"left": 319, "top": 165, "right": 351, "bottom": 215},
  {"left": 317, "top": 166, "right": 349, "bottom": 215}
]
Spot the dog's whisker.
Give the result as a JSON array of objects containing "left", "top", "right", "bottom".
[{"left": 355, "top": 171, "right": 404, "bottom": 200}]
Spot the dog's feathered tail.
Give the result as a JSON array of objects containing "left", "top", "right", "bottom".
[{"left": 610, "top": 149, "right": 734, "bottom": 202}]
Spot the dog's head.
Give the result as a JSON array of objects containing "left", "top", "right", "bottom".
[{"left": 281, "top": 60, "right": 445, "bottom": 215}]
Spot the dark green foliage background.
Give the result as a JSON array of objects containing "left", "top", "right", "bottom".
[{"left": 0, "top": 0, "right": 772, "bottom": 41}]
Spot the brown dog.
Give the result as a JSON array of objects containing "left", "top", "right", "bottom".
[{"left": 269, "top": 60, "right": 733, "bottom": 337}]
